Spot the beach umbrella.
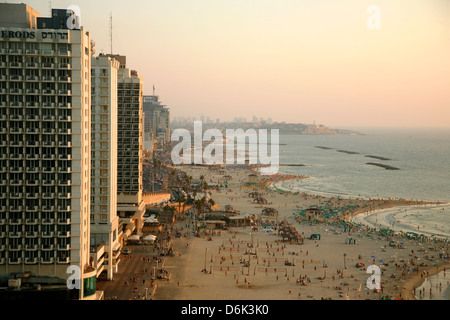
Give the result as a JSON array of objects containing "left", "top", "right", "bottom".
[{"left": 371, "top": 256, "right": 376, "bottom": 258}]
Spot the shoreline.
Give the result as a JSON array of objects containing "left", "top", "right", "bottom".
[
  {"left": 401, "top": 262, "right": 450, "bottom": 300},
  {"left": 147, "top": 165, "right": 449, "bottom": 300}
]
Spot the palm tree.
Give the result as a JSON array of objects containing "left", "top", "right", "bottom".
[
  {"left": 177, "top": 196, "right": 186, "bottom": 216},
  {"left": 184, "top": 175, "right": 192, "bottom": 193},
  {"left": 195, "top": 196, "right": 207, "bottom": 227},
  {"left": 200, "top": 175, "right": 205, "bottom": 191},
  {"left": 162, "top": 204, "right": 171, "bottom": 228}
]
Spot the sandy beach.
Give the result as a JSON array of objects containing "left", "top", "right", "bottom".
[{"left": 142, "top": 165, "right": 450, "bottom": 300}]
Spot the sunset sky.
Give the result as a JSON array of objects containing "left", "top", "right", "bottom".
[{"left": 13, "top": 0, "right": 450, "bottom": 128}]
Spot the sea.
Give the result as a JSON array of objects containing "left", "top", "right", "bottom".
[
  {"left": 267, "top": 127, "right": 450, "bottom": 239},
  {"left": 275, "top": 127, "right": 450, "bottom": 203}
]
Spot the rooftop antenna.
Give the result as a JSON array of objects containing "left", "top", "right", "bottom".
[
  {"left": 109, "top": 12, "right": 113, "bottom": 54},
  {"left": 48, "top": 1, "right": 52, "bottom": 15}
]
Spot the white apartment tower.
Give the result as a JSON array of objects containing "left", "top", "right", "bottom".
[
  {"left": 90, "top": 54, "right": 122, "bottom": 280},
  {"left": 106, "top": 55, "right": 145, "bottom": 237},
  {"left": 0, "top": 4, "right": 97, "bottom": 299}
]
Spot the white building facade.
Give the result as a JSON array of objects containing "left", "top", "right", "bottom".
[
  {"left": 0, "top": 4, "right": 97, "bottom": 299},
  {"left": 90, "top": 55, "right": 122, "bottom": 280}
]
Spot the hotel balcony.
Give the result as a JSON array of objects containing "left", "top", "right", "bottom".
[
  {"left": 10, "top": 128, "right": 23, "bottom": 134},
  {"left": 8, "top": 258, "right": 22, "bottom": 265},
  {"left": 25, "top": 218, "right": 39, "bottom": 225},
  {"left": 25, "top": 102, "right": 39, "bottom": 109},
  {"left": 42, "top": 230, "right": 55, "bottom": 238},
  {"left": 57, "top": 257, "right": 70, "bottom": 264},
  {"left": 42, "top": 154, "right": 55, "bottom": 160},
  {"left": 57, "top": 231, "right": 71, "bottom": 238},
  {"left": 26, "top": 203, "right": 39, "bottom": 210},
  {"left": 42, "top": 219, "right": 54, "bottom": 225},
  {"left": 59, "top": 76, "right": 71, "bottom": 82},
  {"left": 42, "top": 115, "right": 55, "bottom": 121},
  {"left": 26, "top": 75, "right": 39, "bottom": 81},
  {"left": 58, "top": 141, "right": 72, "bottom": 147},
  {"left": 25, "top": 244, "right": 39, "bottom": 251},
  {"left": 26, "top": 140, "right": 39, "bottom": 146},
  {"left": 0, "top": 231, "right": 5, "bottom": 238},
  {"left": 42, "top": 192, "right": 55, "bottom": 199},
  {"left": 24, "top": 257, "right": 38, "bottom": 264},
  {"left": 42, "top": 61, "right": 55, "bottom": 68},
  {"left": 57, "top": 202, "right": 70, "bottom": 209},
  {"left": 26, "top": 62, "right": 39, "bottom": 68},
  {"left": 42, "top": 205, "right": 55, "bottom": 212},
  {"left": 58, "top": 63, "right": 71, "bottom": 69},
  {"left": 9, "top": 206, "right": 23, "bottom": 212},
  {"left": 58, "top": 115, "right": 71, "bottom": 121},
  {"left": 25, "top": 231, "right": 38, "bottom": 238},
  {"left": 41, "top": 257, "right": 54, "bottom": 264},
  {"left": 59, "top": 167, "right": 71, "bottom": 173},
  {"left": 58, "top": 179, "right": 71, "bottom": 186},
  {"left": 43, "top": 167, "right": 56, "bottom": 173},
  {"left": 57, "top": 244, "right": 70, "bottom": 251},
  {"left": 58, "top": 154, "right": 72, "bottom": 160},
  {"left": 58, "top": 50, "right": 71, "bottom": 56},
  {"left": 43, "top": 178, "right": 55, "bottom": 185},
  {"left": 42, "top": 102, "right": 55, "bottom": 107},
  {"left": 43, "top": 128, "right": 56, "bottom": 134},
  {"left": 0, "top": 257, "right": 5, "bottom": 264},
  {"left": 9, "top": 219, "right": 23, "bottom": 225},
  {"left": 9, "top": 88, "right": 23, "bottom": 94},
  {"left": 9, "top": 62, "right": 23, "bottom": 68},
  {"left": 9, "top": 232, "right": 22, "bottom": 238},
  {"left": 26, "top": 179, "right": 39, "bottom": 185},
  {"left": 58, "top": 192, "right": 71, "bottom": 199},
  {"left": 58, "top": 89, "right": 71, "bottom": 95},
  {"left": 58, "top": 128, "right": 71, "bottom": 134},
  {"left": 10, "top": 154, "right": 23, "bottom": 160},
  {"left": 25, "top": 49, "right": 39, "bottom": 55},
  {"left": 57, "top": 218, "right": 70, "bottom": 225},
  {"left": 9, "top": 48, "right": 22, "bottom": 54},
  {"left": 10, "top": 191, "right": 22, "bottom": 198},
  {"left": 42, "top": 89, "right": 55, "bottom": 95},
  {"left": 26, "top": 88, "right": 39, "bottom": 94},
  {"left": 9, "top": 75, "right": 23, "bottom": 81},
  {"left": 0, "top": 244, "right": 5, "bottom": 251},
  {"left": 42, "top": 76, "right": 55, "bottom": 82},
  {"left": 25, "top": 128, "right": 38, "bottom": 134},
  {"left": 58, "top": 102, "right": 71, "bottom": 109},
  {"left": 9, "top": 245, "right": 22, "bottom": 251}
]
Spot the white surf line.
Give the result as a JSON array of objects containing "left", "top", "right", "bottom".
[{"left": 351, "top": 203, "right": 450, "bottom": 239}]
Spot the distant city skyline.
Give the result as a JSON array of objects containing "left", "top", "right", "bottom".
[{"left": 11, "top": 0, "right": 450, "bottom": 128}]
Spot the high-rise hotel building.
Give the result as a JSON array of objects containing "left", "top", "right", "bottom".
[
  {"left": 89, "top": 54, "right": 122, "bottom": 280},
  {"left": 0, "top": 4, "right": 98, "bottom": 299},
  {"left": 107, "top": 55, "right": 145, "bottom": 237}
]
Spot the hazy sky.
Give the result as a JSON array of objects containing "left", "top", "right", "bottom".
[{"left": 12, "top": 0, "right": 450, "bottom": 128}]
